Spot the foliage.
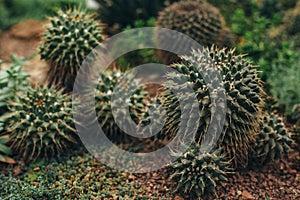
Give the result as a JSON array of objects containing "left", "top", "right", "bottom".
[
  {"left": 0, "top": 86, "right": 78, "bottom": 162},
  {"left": 40, "top": 7, "right": 105, "bottom": 92},
  {"left": 4, "top": 152, "right": 172, "bottom": 199},
  {"left": 115, "top": 18, "right": 161, "bottom": 70},
  {"left": 0, "top": 56, "right": 29, "bottom": 115},
  {"left": 0, "top": 173, "right": 62, "bottom": 199},
  {"left": 268, "top": 49, "right": 300, "bottom": 113},
  {"left": 0, "top": 0, "right": 86, "bottom": 32}
]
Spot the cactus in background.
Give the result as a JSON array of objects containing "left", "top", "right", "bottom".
[
  {"left": 94, "top": 70, "right": 149, "bottom": 142},
  {"left": 95, "top": 0, "right": 179, "bottom": 35},
  {"left": 170, "top": 144, "right": 230, "bottom": 199},
  {"left": 40, "top": 8, "right": 105, "bottom": 92},
  {"left": 160, "top": 46, "right": 264, "bottom": 167},
  {"left": 1, "top": 86, "right": 78, "bottom": 162},
  {"left": 250, "top": 113, "right": 293, "bottom": 165},
  {"left": 156, "top": 0, "right": 233, "bottom": 48}
]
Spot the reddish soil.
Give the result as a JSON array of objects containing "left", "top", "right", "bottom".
[{"left": 0, "top": 20, "right": 49, "bottom": 86}]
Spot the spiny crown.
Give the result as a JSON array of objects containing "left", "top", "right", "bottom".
[{"left": 2, "top": 86, "right": 78, "bottom": 161}]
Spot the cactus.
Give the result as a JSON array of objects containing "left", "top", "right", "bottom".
[
  {"left": 156, "top": 0, "right": 233, "bottom": 49},
  {"left": 160, "top": 46, "right": 264, "bottom": 167},
  {"left": 250, "top": 112, "right": 293, "bottom": 165},
  {"left": 170, "top": 144, "right": 230, "bottom": 199},
  {"left": 94, "top": 70, "right": 149, "bottom": 142},
  {"left": 1, "top": 86, "right": 78, "bottom": 161},
  {"left": 40, "top": 8, "right": 105, "bottom": 92}
]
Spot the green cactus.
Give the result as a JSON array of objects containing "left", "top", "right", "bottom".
[
  {"left": 170, "top": 144, "right": 230, "bottom": 199},
  {"left": 94, "top": 70, "right": 149, "bottom": 142},
  {"left": 160, "top": 46, "right": 264, "bottom": 168},
  {"left": 1, "top": 86, "right": 78, "bottom": 162},
  {"left": 250, "top": 112, "right": 293, "bottom": 165},
  {"left": 156, "top": 0, "right": 233, "bottom": 49},
  {"left": 40, "top": 8, "right": 105, "bottom": 92}
]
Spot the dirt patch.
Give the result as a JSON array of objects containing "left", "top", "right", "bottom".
[{"left": 0, "top": 19, "right": 48, "bottom": 61}]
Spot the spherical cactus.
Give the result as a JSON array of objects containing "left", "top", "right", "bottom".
[
  {"left": 1, "top": 86, "right": 78, "bottom": 161},
  {"left": 170, "top": 144, "right": 230, "bottom": 199},
  {"left": 40, "top": 8, "right": 105, "bottom": 92},
  {"left": 156, "top": 0, "right": 233, "bottom": 49},
  {"left": 250, "top": 112, "right": 293, "bottom": 165},
  {"left": 160, "top": 46, "right": 264, "bottom": 168},
  {"left": 95, "top": 70, "right": 149, "bottom": 142}
]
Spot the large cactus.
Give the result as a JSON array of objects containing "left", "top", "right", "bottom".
[{"left": 160, "top": 46, "right": 264, "bottom": 167}]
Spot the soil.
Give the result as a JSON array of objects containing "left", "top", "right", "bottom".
[{"left": 0, "top": 19, "right": 49, "bottom": 86}]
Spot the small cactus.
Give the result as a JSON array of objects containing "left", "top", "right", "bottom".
[
  {"left": 1, "top": 86, "right": 78, "bottom": 161},
  {"left": 40, "top": 8, "right": 105, "bottom": 92},
  {"left": 250, "top": 112, "right": 293, "bottom": 165},
  {"left": 94, "top": 70, "right": 149, "bottom": 142},
  {"left": 170, "top": 144, "right": 230, "bottom": 199}
]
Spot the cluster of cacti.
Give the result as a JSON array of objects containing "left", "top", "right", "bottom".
[
  {"left": 40, "top": 8, "right": 105, "bottom": 92},
  {"left": 170, "top": 144, "right": 230, "bottom": 199},
  {"left": 160, "top": 46, "right": 264, "bottom": 168},
  {"left": 95, "top": 0, "right": 179, "bottom": 35},
  {"left": 0, "top": 86, "right": 78, "bottom": 161},
  {"left": 94, "top": 70, "right": 149, "bottom": 142},
  {"left": 0, "top": 58, "right": 29, "bottom": 115},
  {"left": 156, "top": 0, "right": 233, "bottom": 49},
  {"left": 250, "top": 112, "right": 293, "bottom": 165}
]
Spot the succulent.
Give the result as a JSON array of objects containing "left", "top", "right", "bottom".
[
  {"left": 250, "top": 112, "right": 293, "bottom": 165},
  {"left": 156, "top": 0, "right": 233, "bottom": 50},
  {"left": 0, "top": 135, "right": 15, "bottom": 164},
  {"left": 160, "top": 46, "right": 264, "bottom": 167},
  {"left": 1, "top": 86, "right": 78, "bottom": 161},
  {"left": 95, "top": 0, "right": 179, "bottom": 35},
  {"left": 170, "top": 144, "right": 230, "bottom": 199},
  {"left": 40, "top": 8, "right": 105, "bottom": 92},
  {"left": 94, "top": 70, "right": 149, "bottom": 142},
  {"left": 0, "top": 56, "right": 29, "bottom": 115}
]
